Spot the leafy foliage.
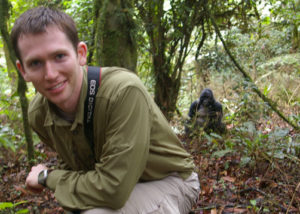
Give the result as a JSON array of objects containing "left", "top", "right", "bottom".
[
  {"left": 63, "top": 0, "right": 94, "bottom": 49},
  {"left": 182, "top": 118, "right": 299, "bottom": 212},
  {"left": 0, "top": 0, "right": 299, "bottom": 213},
  {"left": 0, "top": 66, "right": 25, "bottom": 152},
  {"left": 0, "top": 201, "right": 29, "bottom": 214}
]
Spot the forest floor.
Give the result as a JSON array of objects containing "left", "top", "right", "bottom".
[{"left": 0, "top": 116, "right": 299, "bottom": 214}]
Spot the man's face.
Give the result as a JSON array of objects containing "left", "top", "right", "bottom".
[{"left": 16, "top": 26, "right": 87, "bottom": 113}]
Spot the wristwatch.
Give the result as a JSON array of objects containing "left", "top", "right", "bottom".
[{"left": 38, "top": 169, "right": 49, "bottom": 187}]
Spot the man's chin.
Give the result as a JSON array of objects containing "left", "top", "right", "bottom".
[{"left": 46, "top": 96, "right": 65, "bottom": 108}]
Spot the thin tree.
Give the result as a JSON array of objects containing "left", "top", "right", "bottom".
[
  {"left": 204, "top": 1, "right": 299, "bottom": 130},
  {"left": 0, "top": 0, "right": 34, "bottom": 163}
]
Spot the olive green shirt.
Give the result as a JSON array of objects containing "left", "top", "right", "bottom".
[{"left": 28, "top": 67, "right": 194, "bottom": 211}]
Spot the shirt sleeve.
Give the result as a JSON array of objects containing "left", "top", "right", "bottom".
[{"left": 46, "top": 86, "right": 152, "bottom": 211}]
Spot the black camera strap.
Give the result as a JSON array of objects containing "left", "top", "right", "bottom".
[{"left": 84, "top": 66, "right": 102, "bottom": 153}]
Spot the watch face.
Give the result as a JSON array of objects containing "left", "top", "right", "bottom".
[{"left": 38, "top": 170, "right": 47, "bottom": 186}]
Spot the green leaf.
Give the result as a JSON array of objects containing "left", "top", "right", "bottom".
[
  {"left": 250, "top": 199, "right": 257, "bottom": 206},
  {"left": 13, "top": 201, "right": 28, "bottom": 207},
  {"left": 0, "top": 202, "right": 13, "bottom": 210},
  {"left": 16, "top": 209, "right": 29, "bottom": 214},
  {"left": 263, "top": 84, "right": 272, "bottom": 96},
  {"left": 262, "top": 16, "right": 270, "bottom": 25},
  {"left": 212, "top": 149, "right": 233, "bottom": 158},
  {"left": 210, "top": 132, "right": 222, "bottom": 139},
  {"left": 240, "top": 156, "right": 251, "bottom": 167},
  {"left": 269, "top": 151, "right": 285, "bottom": 159},
  {"left": 242, "top": 121, "right": 256, "bottom": 134},
  {"left": 273, "top": 128, "right": 289, "bottom": 138}
]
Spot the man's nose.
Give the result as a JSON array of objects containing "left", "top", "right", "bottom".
[{"left": 44, "top": 62, "right": 58, "bottom": 80}]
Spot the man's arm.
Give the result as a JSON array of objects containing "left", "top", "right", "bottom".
[{"left": 45, "top": 86, "right": 151, "bottom": 211}]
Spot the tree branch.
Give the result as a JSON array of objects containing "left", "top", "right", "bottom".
[{"left": 204, "top": 2, "right": 299, "bottom": 130}]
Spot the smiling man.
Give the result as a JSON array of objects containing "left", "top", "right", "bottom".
[
  {"left": 11, "top": 7, "right": 200, "bottom": 214},
  {"left": 16, "top": 25, "right": 85, "bottom": 114}
]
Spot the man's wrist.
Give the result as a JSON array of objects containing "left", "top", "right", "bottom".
[{"left": 38, "top": 169, "right": 50, "bottom": 187}]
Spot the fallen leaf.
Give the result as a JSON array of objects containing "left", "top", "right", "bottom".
[
  {"left": 14, "top": 185, "right": 29, "bottom": 196},
  {"left": 225, "top": 207, "right": 248, "bottom": 213},
  {"left": 221, "top": 176, "right": 236, "bottom": 183}
]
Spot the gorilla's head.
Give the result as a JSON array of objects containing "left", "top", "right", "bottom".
[{"left": 199, "top": 88, "right": 215, "bottom": 107}]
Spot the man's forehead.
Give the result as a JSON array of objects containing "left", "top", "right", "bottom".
[{"left": 17, "top": 26, "right": 72, "bottom": 61}]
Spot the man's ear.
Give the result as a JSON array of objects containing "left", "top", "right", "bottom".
[
  {"left": 77, "top": 42, "right": 87, "bottom": 66},
  {"left": 16, "top": 60, "right": 30, "bottom": 82}
]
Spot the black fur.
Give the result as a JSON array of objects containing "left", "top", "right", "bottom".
[{"left": 186, "top": 88, "right": 225, "bottom": 135}]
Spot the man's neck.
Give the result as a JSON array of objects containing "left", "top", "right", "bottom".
[{"left": 50, "top": 102, "right": 75, "bottom": 123}]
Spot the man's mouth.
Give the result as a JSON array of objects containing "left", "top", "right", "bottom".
[{"left": 48, "top": 81, "right": 66, "bottom": 91}]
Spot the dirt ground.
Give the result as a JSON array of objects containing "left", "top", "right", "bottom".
[{"left": 0, "top": 130, "right": 299, "bottom": 214}]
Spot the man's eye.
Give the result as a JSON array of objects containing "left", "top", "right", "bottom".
[
  {"left": 56, "top": 54, "right": 65, "bottom": 60},
  {"left": 30, "top": 60, "right": 41, "bottom": 67}
]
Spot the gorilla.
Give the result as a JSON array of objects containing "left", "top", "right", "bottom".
[{"left": 185, "top": 88, "right": 225, "bottom": 135}]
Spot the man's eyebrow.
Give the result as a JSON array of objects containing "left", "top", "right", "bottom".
[
  {"left": 50, "top": 49, "right": 69, "bottom": 56},
  {"left": 25, "top": 49, "right": 69, "bottom": 62}
]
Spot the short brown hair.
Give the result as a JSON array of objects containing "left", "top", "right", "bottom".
[{"left": 11, "top": 6, "right": 79, "bottom": 61}]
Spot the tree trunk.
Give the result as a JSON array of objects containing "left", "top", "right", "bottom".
[
  {"left": 292, "top": 0, "right": 299, "bottom": 50},
  {"left": 93, "top": 0, "right": 137, "bottom": 72},
  {"left": 0, "top": 0, "right": 35, "bottom": 164},
  {"left": 137, "top": 0, "right": 203, "bottom": 120},
  {"left": 292, "top": 23, "right": 299, "bottom": 50},
  {"left": 153, "top": 61, "right": 181, "bottom": 119},
  {"left": 3, "top": 39, "right": 17, "bottom": 91}
]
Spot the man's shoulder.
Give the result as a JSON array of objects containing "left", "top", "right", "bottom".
[
  {"left": 100, "top": 67, "right": 145, "bottom": 94},
  {"left": 101, "top": 67, "right": 139, "bottom": 83}
]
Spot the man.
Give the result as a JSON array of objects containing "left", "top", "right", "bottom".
[{"left": 11, "top": 6, "right": 200, "bottom": 213}]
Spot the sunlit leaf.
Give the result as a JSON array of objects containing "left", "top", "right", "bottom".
[
  {"left": 16, "top": 209, "right": 29, "bottom": 214},
  {"left": 0, "top": 202, "right": 13, "bottom": 210}
]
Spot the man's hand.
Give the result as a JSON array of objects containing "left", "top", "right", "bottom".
[{"left": 25, "top": 164, "right": 48, "bottom": 193}]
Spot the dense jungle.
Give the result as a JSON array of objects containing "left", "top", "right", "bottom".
[{"left": 0, "top": 0, "right": 299, "bottom": 213}]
